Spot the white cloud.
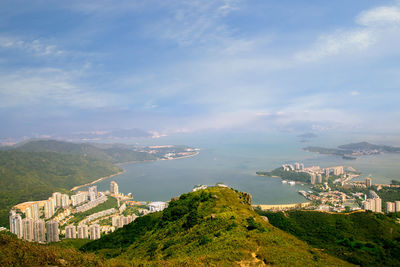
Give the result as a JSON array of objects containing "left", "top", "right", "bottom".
[
  {"left": 0, "top": 68, "right": 119, "bottom": 108},
  {"left": 357, "top": 6, "right": 400, "bottom": 27},
  {"left": 0, "top": 36, "right": 64, "bottom": 56}
]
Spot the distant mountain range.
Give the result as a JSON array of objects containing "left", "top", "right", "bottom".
[{"left": 304, "top": 141, "right": 400, "bottom": 159}]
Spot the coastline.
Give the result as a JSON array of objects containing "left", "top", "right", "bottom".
[
  {"left": 70, "top": 169, "right": 126, "bottom": 191},
  {"left": 253, "top": 202, "right": 312, "bottom": 210},
  {"left": 71, "top": 151, "right": 200, "bottom": 191}
]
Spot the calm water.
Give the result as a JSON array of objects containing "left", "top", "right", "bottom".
[{"left": 93, "top": 133, "right": 400, "bottom": 204}]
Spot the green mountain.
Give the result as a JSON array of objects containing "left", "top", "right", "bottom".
[
  {"left": 257, "top": 209, "right": 400, "bottom": 266},
  {"left": 81, "top": 187, "right": 352, "bottom": 266},
  {"left": 0, "top": 149, "right": 121, "bottom": 227},
  {"left": 14, "top": 139, "right": 156, "bottom": 163}
]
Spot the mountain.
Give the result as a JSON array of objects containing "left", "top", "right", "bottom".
[
  {"left": 14, "top": 139, "right": 157, "bottom": 163},
  {"left": 0, "top": 149, "right": 121, "bottom": 227},
  {"left": 258, "top": 209, "right": 400, "bottom": 266},
  {"left": 81, "top": 187, "right": 351, "bottom": 266}
]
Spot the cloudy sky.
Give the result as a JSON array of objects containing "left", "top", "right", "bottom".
[{"left": 1, "top": 0, "right": 400, "bottom": 138}]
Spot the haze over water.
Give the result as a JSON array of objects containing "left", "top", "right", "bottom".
[{"left": 94, "top": 133, "right": 400, "bottom": 204}]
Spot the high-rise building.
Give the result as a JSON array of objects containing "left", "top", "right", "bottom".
[
  {"left": 33, "top": 219, "right": 46, "bottom": 243},
  {"left": 89, "top": 224, "right": 101, "bottom": 240},
  {"left": 9, "top": 212, "right": 23, "bottom": 239},
  {"left": 46, "top": 220, "right": 59, "bottom": 243},
  {"left": 317, "top": 174, "right": 323, "bottom": 184},
  {"left": 325, "top": 168, "right": 330, "bottom": 178},
  {"left": 88, "top": 186, "right": 97, "bottom": 202},
  {"left": 386, "top": 202, "right": 396, "bottom": 213},
  {"left": 44, "top": 199, "right": 55, "bottom": 219},
  {"left": 65, "top": 225, "right": 76, "bottom": 239},
  {"left": 333, "top": 166, "right": 344, "bottom": 176},
  {"left": 110, "top": 181, "right": 119, "bottom": 195},
  {"left": 71, "top": 192, "right": 87, "bottom": 206},
  {"left": 294, "top": 163, "right": 300, "bottom": 170},
  {"left": 375, "top": 198, "right": 382, "bottom": 213},
  {"left": 77, "top": 224, "right": 89, "bottom": 239},
  {"left": 396, "top": 201, "right": 400, "bottom": 212},
  {"left": 310, "top": 173, "right": 316, "bottom": 185},
  {"left": 365, "top": 177, "right": 372, "bottom": 187},
  {"left": 31, "top": 203, "right": 40, "bottom": 220},
  {"left": 300, "top": 163, "right": 304, "bottom": 170},
  {"left": 22, "top": 218, "right": 34, "bottom": 242},
  {"left": 52, "top": 192, "right": 62, "bottom": 208},
  {"left": 61, "top": 194, "right": 70, "bottom": 208}
]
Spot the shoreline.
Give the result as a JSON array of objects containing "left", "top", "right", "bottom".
[
  {"left": 70, "top": 169, "right": 126, "bottom": 191},
  {"left": 71, "top": 151, "right": 200, "bottom": 191},
  {"left": 253, "top": 202, "right": 312, "bottom": 210}
]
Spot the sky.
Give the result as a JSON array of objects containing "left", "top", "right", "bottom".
[{"left": 1, "top": 0, "right": 400, "bottom": 140}]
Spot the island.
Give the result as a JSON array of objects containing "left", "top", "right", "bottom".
[{"left": 304, "top": 141, "right": 400, "bottom": 159}]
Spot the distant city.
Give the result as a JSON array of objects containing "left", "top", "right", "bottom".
[{"left": 256, "top": 162, "right": 400, "bottom": 214}]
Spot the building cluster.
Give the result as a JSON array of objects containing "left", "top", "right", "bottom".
[
  {"left": 75, "top": 193, "right": 107, "bottom": 213},
  {"left": 362, "top": 191, "right": 382, "bottom": 213},
  {"left": 386, "top": 201, "right": 400, "bottom": 213},
  {"left": 9, "top": 210, "right": 59, "bottom": 243},
  {"left": 148, "top": 201, "right": 168, "bottom": 212},
  {"left": 112, "top": 214, "right": 138, "bottom": 229},
  {"left": 79, "top": 208, "right": 117, "bottom": 225},
  {"left": 282, "top": 163, "right": 346, "bottom": 185},
  {"left": 64, "top": 224, "right": 101, "bottom": 240}
]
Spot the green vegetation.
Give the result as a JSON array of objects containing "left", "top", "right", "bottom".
[
  {"left": 257, "top": 167, "right": 311, "bottom": 183},
  {"left": 257, "top": 209, "right": 400, "bottom": 266},
  {"left": 122, "top": 205, "right": 146, "bottom": 216},
  {"left": 0, "top": 232, "right": 102, "bottom": 266},
  {"left": 15, "top": 139, "right": 157, "bottom": 163},
  {"left": 81, "top": 187, "right": 351, "bottom": 266},
  {"left": 0, "top": 150, "right": 121, "bottom": 227},
  {"left": 69, "top": 197, "right": 118, "bottom": 226}
]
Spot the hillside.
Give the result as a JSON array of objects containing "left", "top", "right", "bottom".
[
  {"left": 0, "top": 232, "right": 102, "bottom": 266},
  {"left": 14, "top": 140, "right": 156, "bottom": 163},
  {"left": 81, "top": 187, "right": 352, "bottom": 266},
  {"left": 0, "top": 150, "right": 121, "bottom": 227},
  {"left": 257, "top": 210, "right": 400, "bottom": 266}
]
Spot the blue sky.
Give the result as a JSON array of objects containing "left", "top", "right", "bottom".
[{"left": 1, "top": 0, "right": 400, "bottom": 139}]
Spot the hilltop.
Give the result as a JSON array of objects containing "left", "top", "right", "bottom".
[{"left": 81, "top": 187, "right": 352, "bottom": 266}]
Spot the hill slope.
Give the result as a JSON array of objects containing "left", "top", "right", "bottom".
[
  {"left": 0, "top": 150, "right": 121, "bottom": 227},
  {"left": 14, "top": 139, "right": 156, "bottom": 163},
  {"left": 82, "top": 187, "right": 352, "bottom": 266},
  {"left": 258, "top": 210, "right": 400, "bottom": 266}
]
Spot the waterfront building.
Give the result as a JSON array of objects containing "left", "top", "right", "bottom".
[
  {"left": 22, "top": 218, "right": 34, "bottom": 241},
  {"left": 88, "top": 186, "right": 97, "bottom": 202},
  {"left": 148, "top": 201, "right": 168, "bottom": 212},
  {"left": 294, "top": 163, "right": 300, "bottom": 170},
  {"left": 365, "top": 177, "right": 372, "bottom": 187},
  {"left": 46, "top": 220, "right": 59, "bottom": 243},
  {"left": 317, "top": 174, "right": 322, "bottom": 184},
  {"left": 77, "top": 224, "right": 89, "bottom": 239},
  {"left": 310, "top": 173, "right": 316, "bottom": 185},
  {"left": 9, "top": 212, "right": 23, "bottom": 238},
  {"left": 300, "top": 163, "right": 304, "bottom": 170},
  {"left": 333, "top": 166, "right": 344, "bottom": 176},
  {"left": 375, "top": 198, "right": 382, "bottom": 213},
  {"left": 33, "top": 219, "right": 46, "bottom": 243},
  {"left": 89, "top": 224, "right": 101, "bottom": 240},
  {"left": 71, "top": 192, "right": 87, "bottom": 206},
  {"left": 110, "top": 181, "right": 119, "bottom": 195},
  {"left": 396, "top": 201, "right": 400, "bottom": 212},
  {"left": 386, "top": 202, "right": 396, "bottom": 213},
  {"left": 325, "top": 168, "right": 330, "bottom": 177},
  {"left": 61, "top": 194, "right": 69, "bottom": 208},
  {"left": 65, "top": 225, "right": 76, "bottom": 239}
]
